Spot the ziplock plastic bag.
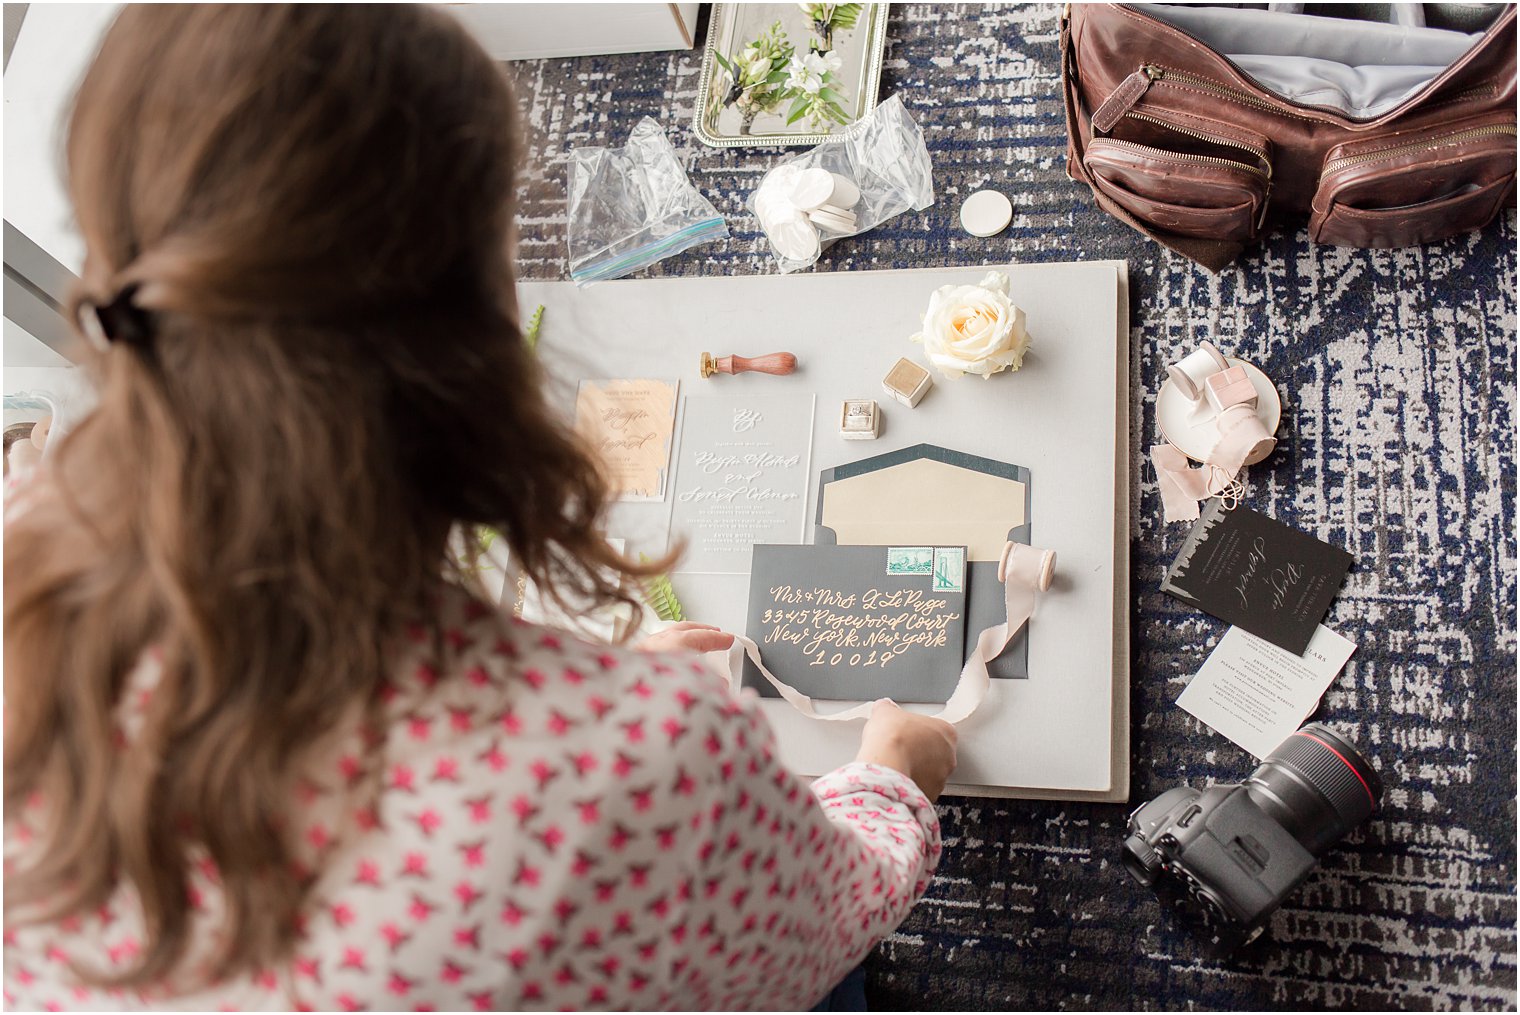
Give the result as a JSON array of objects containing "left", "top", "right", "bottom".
[
  {"left": 749, "top": 95, "right": 934, "bottom": 274},
  {"left": 4, "top": 375, "right": 94, "bottom": 462},
  {"left": 565, "top": 118, "right": 728, "bottom": 285}
]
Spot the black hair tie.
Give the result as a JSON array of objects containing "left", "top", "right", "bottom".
[{"left": 79, "top": 284, "right": 153, "bottom": 352}]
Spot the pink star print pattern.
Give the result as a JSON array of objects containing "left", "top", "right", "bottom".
[{"left": 3, "top": 586, "right": 942, "bottom": 1010}]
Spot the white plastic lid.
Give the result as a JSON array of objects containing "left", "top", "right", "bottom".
[
  {"left": 959, "top": 189, "right": 1013, "bottom": 237},
  {"left": 769, "top": 212, "right": 820, "bottom": 260}
]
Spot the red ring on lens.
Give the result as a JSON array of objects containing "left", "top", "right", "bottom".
[{"left": 1293, "top": 731, "right": 1377, "bottom": 811}]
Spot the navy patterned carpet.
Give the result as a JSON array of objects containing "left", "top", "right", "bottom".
[{"left": 505, "top": 4, "right": 1517, "bottom": 1010}]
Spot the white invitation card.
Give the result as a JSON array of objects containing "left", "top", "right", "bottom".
[
  {"left": 1178, "top": 624, "right": 1357, "bottom": 759},
  {"left": 668, "top": 393, "right": 815, "bottom": 574}
]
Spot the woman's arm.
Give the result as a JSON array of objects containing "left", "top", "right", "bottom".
[{"left": 686, "top": 683, "right": 947, "bottom": 1009}]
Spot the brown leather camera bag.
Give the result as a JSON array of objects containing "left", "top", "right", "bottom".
[{"left": 1062, "top": 4, "right": 1517, "bottom": 270}]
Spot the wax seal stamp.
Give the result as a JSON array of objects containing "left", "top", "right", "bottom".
[{"left": 700, "top": 351, "right": 798, "bottom": 378}]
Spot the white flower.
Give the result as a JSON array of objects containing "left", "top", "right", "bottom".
[
  {"left": 785, "top": 55, "right": 822, "bottom": 95},
  {"left": 804, "top": 50, "right": 842, "bottom": 78},
  {"left": 746, "top": 54, "right": 773, "bottom": 80},
  {"left": 909, "top": 271, "right": 1030, "bottom": 380}
]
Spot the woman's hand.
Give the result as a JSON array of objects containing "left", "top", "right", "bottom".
[
  {"left": 636, "top": 621, "right": 735, "bottom": 655},
  {"left": 856, "top": 699, "right": 958, "bottom": 803}
]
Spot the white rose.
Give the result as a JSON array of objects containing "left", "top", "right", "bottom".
[{"left": 909, "top": 271, "right": 1030, "bottom": 379}]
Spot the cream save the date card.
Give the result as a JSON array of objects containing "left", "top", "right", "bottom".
[{"left": 574, "top": 379, "right": 679, "bottom": 501}]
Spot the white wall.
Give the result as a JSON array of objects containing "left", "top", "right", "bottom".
[
  {"left": 3, "top": 4, "right": 119, "bottom": 401},
  {"left": 4, "top": 3, "right": 119, "bottom": 273}
]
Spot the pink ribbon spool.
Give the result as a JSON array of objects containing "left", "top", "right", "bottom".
[
  {"left": 1166, "top": 341, "right": 1229, "bottom": 402},
  {"left": 1214, "top": 404, "right": 1276, "bottom": 467},
  {"left": 999, "top": 540, "right": 1055, "bottom": 591},
  {"left": 1151, "top": 405, "right": 1277, "bottom": 522}
]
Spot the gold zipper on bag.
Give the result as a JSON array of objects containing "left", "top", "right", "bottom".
[
  {"left": 1116, "top": 0, "right": 1516, "bottom": 122},
  {"left": 1323, "top": 124, "right": 1518, "bottom": 174},
  {"left": 1093, "top": 136, "right": 1273, "bottom": 229},
  {"left": 1094, "top": 64, "right": 1285, "bottom": 131},
  {"left": 1142, "top": 65, "right": 1281, "bottom": 113},
  {"left": 1095, "top": 138, "right": 1270, "bottom": 179},
  {"left": 1145, "top": 64, "right": 1499, "bottom": 121},
  {"left": 1123, "top": 110, "right": 1271, "bottom": 174}
]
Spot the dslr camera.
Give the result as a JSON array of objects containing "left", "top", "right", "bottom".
[{"left": 1123, "top": 723, "right": 1381, "bottom": 946}]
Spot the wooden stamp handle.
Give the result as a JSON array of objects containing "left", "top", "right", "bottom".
[{"left": 702, "top": 351, "right": 798, "bottom": 377}]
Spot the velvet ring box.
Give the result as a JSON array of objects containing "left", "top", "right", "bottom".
[
  {"left": 882, "top": 357, "right": 933, "bottom": 407},
  {"left": 839, "top": 399, "right": 881, "bottom": 440},
  {"left": 1205, "top": 365, "right": 1258, "bottom": 413}
]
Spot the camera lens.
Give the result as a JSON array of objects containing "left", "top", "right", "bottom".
[{"left": 1244, "top": 723, "right": 1382, "bottom": 856}]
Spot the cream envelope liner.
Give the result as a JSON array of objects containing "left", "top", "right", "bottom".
[{"left": 819, "top": 458, "right": 1027, "bottom": 562}]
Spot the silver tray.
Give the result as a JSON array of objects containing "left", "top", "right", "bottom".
[{"left": 693, "top": 3, "right": 890, "bottom": 149}]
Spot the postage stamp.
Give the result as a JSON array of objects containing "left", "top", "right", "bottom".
[
  {"left": 932, "top": 546, "right": 966, "bottom": 593},
  {"left": 886, "top": 546, "right": 934, "bottom": 575}
]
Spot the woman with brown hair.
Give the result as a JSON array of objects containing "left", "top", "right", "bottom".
[{"left": 2, "top": 5, "right": 957, "bottom": 1011}]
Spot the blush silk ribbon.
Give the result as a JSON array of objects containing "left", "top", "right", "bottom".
[
  {"left": 708, "top": 541, "right": 1056, "bottom": 725},
  {"left": 1151, "top": 405, "right": 1276, "bottom": 523}
]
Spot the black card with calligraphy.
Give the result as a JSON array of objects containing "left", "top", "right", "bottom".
[
  {"left": 1161, "top": 500, "right": 1353, "bottom": 655},
  {"left": 743, "top": 543, "right": 969, "bottom": 704}
]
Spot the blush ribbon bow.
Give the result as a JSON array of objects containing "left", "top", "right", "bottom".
[{"left": 1151, "top": 405, "right": 1276, "bottom": 523}]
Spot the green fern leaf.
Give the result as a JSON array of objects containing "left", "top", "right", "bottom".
[
  {"left": 523, "top": 304, "right": 545, "bottom": 350},
  {"left": 638, "top": 553, "right": 686, "bottom": 622}
]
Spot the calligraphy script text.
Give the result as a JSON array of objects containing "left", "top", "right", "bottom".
[
  {"left": 1235, "top": 535, "right": 1305, "bottom": 611},
  {"left": 760, "top": 585, "right": 960, "bottom": 668}
]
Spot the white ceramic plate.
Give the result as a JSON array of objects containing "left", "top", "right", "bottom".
[{"left": 1157, "top": 357, "right": 1281, "bottom": 464}]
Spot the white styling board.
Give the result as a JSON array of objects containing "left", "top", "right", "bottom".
[{"left": 522, "top": 261, "right": 1130, "bottom": 801}]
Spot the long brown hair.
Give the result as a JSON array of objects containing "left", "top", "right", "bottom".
[{"left": 4, "top": 4, "right": 659, "bottom": 988}]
